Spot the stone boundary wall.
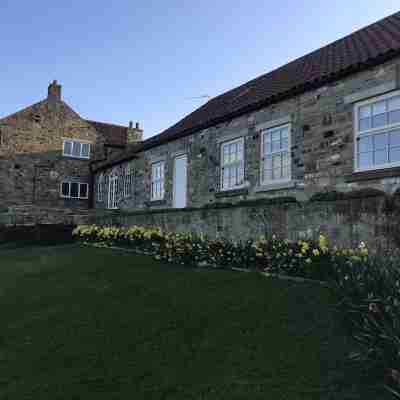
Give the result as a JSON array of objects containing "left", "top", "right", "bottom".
[{"left": 90, "top": 191, "right": 400, "bottom": 252}]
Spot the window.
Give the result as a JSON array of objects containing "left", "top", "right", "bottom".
[
  {"left": 63, "top": 139, "right": 91, "bottom": 159},
  {"left": 151, "top": 161, "right": 165, "bottom": 200},
  {"left": 261, "top": 124, "right": 291, "bottom": 184},
  {"left": 355, "top": 91, "right": 400, "bottom": 171},
  {"left": 124, "top": 164, "right": 134, "bottom": 198},
  {"left": 108, "top": 172, "right": 118, "bottom": 209},
  {"left": 60, "top": 181, "right": 89, "bottom": 199},
  {"left": 97, "top": 173, "right": 104, "bottom": 202},
  {"left": 220, "top": 138, "right": 244, "bottom": 190}
]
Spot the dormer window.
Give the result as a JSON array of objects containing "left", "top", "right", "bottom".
[{"left": 63, "top": 139, "right": 91, "bottom": 159}]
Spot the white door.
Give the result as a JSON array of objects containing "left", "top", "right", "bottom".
[
  {"left": 108, "top": 176, "right": 118, "bottom": 209},
  {"left": 173, "top": 155, "right": 187, "bottom": 208}
]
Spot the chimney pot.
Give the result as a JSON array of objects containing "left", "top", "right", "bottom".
[
  {"left": 129, "top": 121, "right": 133, "bottom": 129},
  {"left": 136, "top": 122, "right": 140, "bottom": 129}
]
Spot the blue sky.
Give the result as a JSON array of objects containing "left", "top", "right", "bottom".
[{"left": 1, "top": 1, "right": 399, "bottom": 138}]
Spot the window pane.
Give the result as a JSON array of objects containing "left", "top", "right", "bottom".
[
  {"left": 389, "top": 110, "right": 400, "bottom": 125},
  {"left": 72, "top": 141, "right": 81, "bottom": 157},
  {"left": 272, "top": 168, "right": 281, "bottom": 180},
  {"left": 272, "top": 153, "right": 282, "bottom": 170},
  {"left": 359, "top": 117, "right": 371, "bottom": 131},
  {"left": 359, "top": 105, "right": 371, "bottom": 119},
  {"left": 388, "top": 96, "right": 400, "bottom": 111},
  {"left": 81, "top": 143, "right": 90, "bottom": 158},
  {"left": 282, "top": 151, "right": 289, "bottom": 167},
  {"left": 281, "top": 127, "right": 289, "bottom": 139},
  {"left": 263, "top": 169, "right": 272, "bottom": 181},
  {"left": 264, "top": 155, "right": 272, "bottom": 170},
  {"left": 390, "top": 147, "right": 400, "bottom": 163},
  {"left": 374, "top": 150, "right": 388, "bottom": 165},
  {"left": 374, "top": 133, "right": 388, "bottom": 150},
  {"left": 271, "top": 130, "right": 280, "bottom": 142},
  {"left": 63, "top": 141, "right": 72, "bottom": 155},
  {"left": 80, "top": 183, "right": 88, "bottom": 198},
  {"left": 70, "top": 182, "right": 79, "bottom": 198},
  {"left": 390, "top": 130, "right": 400, "bottom": 147},
  {"left": 372, "top": 100, "right": 387, "bottom": 115},
  {"left": 237, "top": 142, "right": 243, "bottom": 160},
  {"left": 358, "top": 136, "right": 373, "bottom": 153},
  {"left": 271, "top": 140, "right": 281, "bottom": 152},
  {"left": 263, "top": 135, "right": 271, "bottom": 154},
  {"left": 281, "top": 136, "right": 289, "bottom": 150},
  {"left": 61, "top": 182, "right": 69, "bottom": 197},
  {"left": 358, "top": 152, "right": 373, "bottom": 168},
  {"left": 372, "top": 113, "right": 387, "bottom": 128},
  {"left": 282, "top": 163, "right": 289, "bottom": 179}
]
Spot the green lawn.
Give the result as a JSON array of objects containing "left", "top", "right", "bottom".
[{"left": 0, "top": 245, "right": 388, "bottom": 399}]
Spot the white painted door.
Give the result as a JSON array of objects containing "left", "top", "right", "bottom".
[
  {"left": 108, "top": 176, "right": 118, "bottom": 209},
  {"left": 173, "top": 155, "right": 187, "bottom": 208}
]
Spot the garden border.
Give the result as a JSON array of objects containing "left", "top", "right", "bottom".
[{"left": 82, "top": 243, "right": 329, "bottom": 287}]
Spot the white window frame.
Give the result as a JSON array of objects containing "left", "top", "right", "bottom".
[
  {"left": 108, "top": 172, "right": 119, "bottom": 209},
  {"left": 354, "top": 90, "right": 400, "bottom": 172},
  {"left": 62, "top": 139, "right": 91, "bottom": 159},
  {"left": 220, "top": 137, "right": 245, "bottom": 191},
  {"left": 60, "top": 181, "right": 89, "bottom": 199},
  {"left": 97, "top": 173, "right": 104, "bottom": 202},
  {"left": 260, "top": 123, "right": 291, "bottom": 185},
  {"left": 151, "top": 161, "right": 165, "bottom": 201},
  {"left": 123, "top": 164, "right": 134, "bottom": 198}
]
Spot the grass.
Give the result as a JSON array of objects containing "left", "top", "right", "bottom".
[{"left": 0, "top": 244, "right": 389, "bottom": 399}]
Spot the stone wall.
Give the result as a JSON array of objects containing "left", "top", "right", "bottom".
[
  {"left": 0, "top": 83, "right": 108, "bottom": 209},
  {"left": 91, "top": 190, "right": 400, "bottom": 252},
  {"left": 0, "top": 205, "right": 93, "bottom": 227},
  {"left": 94, "top": 56, "right": 400, "bottom": 212}
]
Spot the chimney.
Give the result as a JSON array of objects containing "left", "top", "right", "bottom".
[
  {"left": 48, "top": 80, "right": 62, "bottom": 101},
  {"left": 127, "top": 120, "right": 143, "bottom": 144}
]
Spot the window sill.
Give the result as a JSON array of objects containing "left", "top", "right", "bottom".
[
  {"left": 345, "top": 167, "right": 400, "bottom": 182},
  {"left": 254, "top": 181, "right": 296, "bottom": 193},
  {"left": 146, "top": 199, "right": 167, "bottom": 207},
  {"left": 215, "top": 187, "right": 248, "bottom": 198}
]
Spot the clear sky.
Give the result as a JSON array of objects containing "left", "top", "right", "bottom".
[{"left": 1, "top": 1, "right": 399, "bottom": 139}]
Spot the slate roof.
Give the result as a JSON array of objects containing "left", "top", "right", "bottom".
[
  {"left": 93, "top": 11, "right": 400, "bottom": 171},
  {"left": 86, "top": 120, "right": 128, "bottom": 147}
]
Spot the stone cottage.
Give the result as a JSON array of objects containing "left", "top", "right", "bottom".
[
  {"left": 0, "top": 81, "right": 143, "bottom": 213},
  {"left": 92, "top": 12, "right": 400, "bottom": 247}
]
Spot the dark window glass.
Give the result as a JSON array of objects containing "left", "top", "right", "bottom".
[
  {"left": 80, "top": 183, "right": 88, "bottom": 199},
  {"left": 70, "top": 182, "right": 79, "bottom": 198},
  {"left": 61, "top": 182, "right": 70, "bottom": 197}
]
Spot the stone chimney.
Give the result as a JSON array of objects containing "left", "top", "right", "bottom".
[
  {"left": 127, "top": 121, "right": 143, "bottom": 144},
  {"left": 48, "top": 80, "right": 62, "bottom": 101}
]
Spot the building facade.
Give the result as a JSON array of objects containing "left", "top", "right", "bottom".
[
  {"left": 93, "top": 13, "right": 400, "bottom": 213},
  {"left": 0, "top": 81, "right": 143, "bottom": 211}
]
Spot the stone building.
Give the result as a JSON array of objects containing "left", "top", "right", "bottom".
[
  {"left": 92, "top": 12, "right": 400, "bottom": 248},
  {"left": 0, "top": 81, "right": 143, "bottom": 211}
]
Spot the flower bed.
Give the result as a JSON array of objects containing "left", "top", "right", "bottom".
[{"left": 73, "top": 224, "right": 400, "bottom": 397}]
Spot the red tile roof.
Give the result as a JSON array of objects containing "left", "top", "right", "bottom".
[
  {"left": 94, "top": 11, "right": 400, "bottom": 171},
  {"left": 86, "top": 120, "right": 127, "bottom": 147}
]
